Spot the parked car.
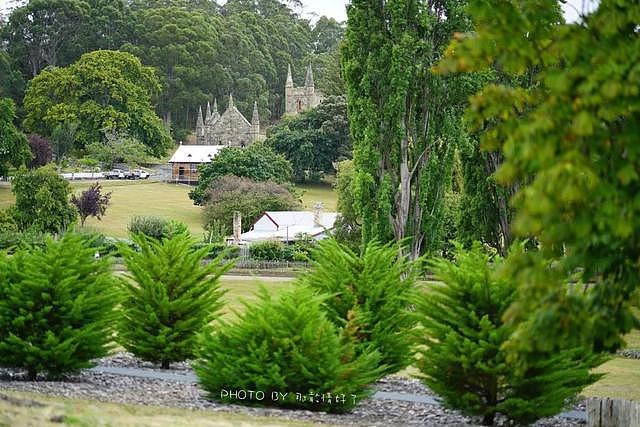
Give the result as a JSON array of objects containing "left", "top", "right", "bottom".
[
  {"left": 104, "top": 169, "right": 126, "bottom": 179},
  {"left": 130, "top": 169, "right": 150, "bottom": 179}
]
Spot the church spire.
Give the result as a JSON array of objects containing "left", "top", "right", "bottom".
[
  {"left": 205, "top": 101, "right": 212, "bottom": 122},
  {"left": 286, "top": 64, "right": 294, "bottom": 87},
  {"left": 305, "top": 64, "right": 314, "bottom": 88},
  {"left": 197, "top": 105, "right": 204, "bottom": 128},
  {"left": 228, "top": 93, "right": 234, "bottom": 109},
  {"left": 213, "top": 98, "right": 218, "bottom": 114}
]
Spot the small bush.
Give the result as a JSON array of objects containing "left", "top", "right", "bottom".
[
  {"left": 414, "top": 243, "right": 605, "bottom": 425},
  {"left": 249, "top": 240, "right": 284, "bottom": 260},
  {"left": 200, "top": 175, "right": 300, "bottom": 232},
  {"left": 195, "top": 286, "right": 382, "bottom": 412},
  {"left": 297, "top": 239, "right": 418, "bottom": 376},
  {"left": 0, "top": 228, "right": 46, "bottom": 253},
  {"left": 0, "top": 208, "right": 17, "bottom": 233},
  {"left": 0, "top": 233, "right": 119, "bottom": 379},
  {"left": 127, "top": 216, "right": 168, "bottom": 240},
  {"left": 165, "top": 219, "right": 190, "bottom": 238},
  {"left": 117, "top": 233, "right": 232, "bottom": 368}
]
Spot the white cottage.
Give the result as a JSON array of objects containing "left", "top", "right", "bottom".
[{"left": 237, "top": 205, "right": 337, "bottom": 244}]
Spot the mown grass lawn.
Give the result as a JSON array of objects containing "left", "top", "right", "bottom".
[
  {"left": 0, "top": 180, "right": 337, "bottom": 239},
  {"left": 0, "top": 390, "right": 316, "bottom": 427}
]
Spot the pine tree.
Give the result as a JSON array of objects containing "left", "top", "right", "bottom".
[
  {"left": 195, "top": 285, "right": 382, "bottom": 413},
  {"left": 414, "top": 243, "right": 604, "bottom": 425},
  {"left": 0, "top": 232, "right": 119, "bottom": 380},
  {"left": 297, "top": 239, "right": 418, "bottom": 376},
  {"left": 117, "top": 233, "right": 231, "bottom": 368}
]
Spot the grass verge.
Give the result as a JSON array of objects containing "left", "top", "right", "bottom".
[{"left": 0, "top": 390, "right": 319, "bottom": 427}]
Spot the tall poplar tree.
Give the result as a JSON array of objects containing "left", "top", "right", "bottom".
[{"left": 342, "top": 0, "right": 475, "bottom": 258}]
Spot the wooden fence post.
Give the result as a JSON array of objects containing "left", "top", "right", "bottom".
[{"left": 587, "top": 397, "right": 640, "bottom": 427}]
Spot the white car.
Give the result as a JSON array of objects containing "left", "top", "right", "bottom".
[{"left": 131, "top": 169, "right": 150, "bottom": 179}]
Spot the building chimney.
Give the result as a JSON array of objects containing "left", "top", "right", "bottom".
[
  {"left": 233, "top": 211, "right": 242, "bottom": 243},
  {"left": 313, "top": 202, "right": 322, "bottom": 226}
]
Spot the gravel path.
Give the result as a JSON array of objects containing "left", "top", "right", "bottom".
[{"left": 0, "top": 352, "right": 586, "bottom": 426}]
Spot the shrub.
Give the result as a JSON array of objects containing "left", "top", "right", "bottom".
[
  {"left": 71, "top": 182, "right": 112, "bottom": 227},
  {"left": 0, "top": 208, "right": 17, "bottom": 233},
  {"left": 117, "top": 233, "right": 231, "bottom": 368},
  {"left": 195, "top": 286, "right": 382, "bottom": 412},
  {"left": 297, "top": 239, "right": 418, "bottom": 376},
  {"left": 190, "top": 143, "right": 293, "bottom": 205},
  {"left": 0, "top": 233, "right": 119, "bottom": 379},
  {"left": 414, "top": 243, "right": 605, "bottom": 425},
  {"left": 165, "top": 219, "right": 190, "bottom": 238},
  {"left": 249, "top": 240, "right": 284, "bottom": 261},
  {"left": 127, "top": 216, "right": 168, "bottom": 240},
  {"left": 85, "top": 131, "right": 151, "bottom": 169},
  {"left": 27, "top": 134, "right": 52, "bottom": 168},
  {"left": 0, "top": 228, "right": 46, "bottom": 253},
  {"left": 201, "top": 175, "right": 300, "bottom": 232},
  {"left": 11, "top": 165, "right": 78, "bottom": 233}
]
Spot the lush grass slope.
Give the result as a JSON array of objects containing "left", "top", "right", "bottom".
[{"left": 0, "top": 180, "right": 337, "bottom": 238}]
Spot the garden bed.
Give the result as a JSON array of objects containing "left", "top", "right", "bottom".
[{"left": 0, "top": 352, "right": 586, "bottom": 427}]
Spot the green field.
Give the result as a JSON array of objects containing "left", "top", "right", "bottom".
[{"left": 0, "top": 180, "right": 337, "bottom": 238}]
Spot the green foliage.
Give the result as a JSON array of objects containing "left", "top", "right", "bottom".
[
  {"left": 22, "top": 50, "right": 171, "bottom": 155},
  {"left": 117, "top": 233, "right": 231, "bottom": 368},
  {"left": 0, "top": 209, "right": 18, "bottom": 233},
  {"left": 298, "top": 239, "right": 417, "bottom": 376},
  {"left": 195, "top": 285, "right": 382, "bottom": 412},
  {"left": 51, "top": 121, "right": 78, "bottom": 164},
  {"left": 415, "top": 244, "right": 605, "bottom": 425},
  {"left": 342, "top": 0, "right": 474, "bottom": 258},
  {"left": 190, "top": 143, "right": 293, "bottom": 205},
  {"left": 332, "top": 159, "right": 361, "bottom": 250},
  {"left": 127, "top": 216, "right": 169, "bottom": 240},
  {"left": 266, "top": 96, "right": 351, "bottom": 183},
  {"left": 249, "top": 240, "right": 285, "bottom": 261},
  {"left": 2, "top": 0, "right": 90, "bottom": 77},
  {"left": 201, "top": 175, "right": 300, "bottom": 232},
  {"left": 85, "top": 131, "right": 151, "bottom": 169},
  {"left": 0, "top": 51, "right": 25, "bottom": 103},
  {"left": 0, "top": 232, "right": 119, "bottom": 380},
  {"left": 122, "top": 6, "right": 223, "bottom": 133},
  {"left": 11, "top": 165, "right": 77, "bottom": 233},
  {"left": 437, "top": 0, "right": 640, "bottom": 354},
  {"left": 0, "top": 98, "right": 31, "bottom": 177},
  {"left": 0, "top": 228, "right": 46, "bottom": 253}
]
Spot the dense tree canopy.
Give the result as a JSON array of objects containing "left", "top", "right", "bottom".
[
  {"left": 0, "top": 98, "right": 30, "bottom": 177},
  {"left": 266, "top": 96, "right": 351, "bottom": 182},
  {"left": 1, "top": 0, "right": 345, "bottom": 139},
  {"left": 437, "top": 0, "right": 640, "bottom": 355},
  {"left": 190, "top": 143, "right": 293, "bottom": 205},
  {"left": 22, "top": 50, "right": 172, "bottom": 155}
]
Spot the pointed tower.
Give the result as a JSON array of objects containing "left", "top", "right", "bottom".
[
  {"left": 205, "top": 101, "right": 212, "bottom": 122},
  {"left": 196, "top": 105, "right": 205, "bottom": 144},
  {"left": 212, "top": 98, "right": 220, "bottom": 122},
  {"left": 250, "top": 100, "right": 260, "bottom": 142},
  {"left": 305, "top": 64, "right": 314, "bottom": 89},
  {"left": 228, "top": 93, "right": 234, "bottom": 110},
  {"left": 284, "top": 64, "right": 294, "bottom": 116},
  {"left": 286, "top": 64, "right": 294, "bottom": 88}
]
